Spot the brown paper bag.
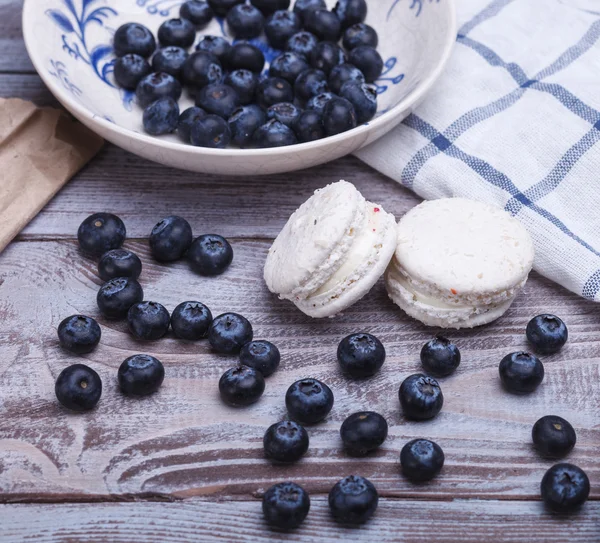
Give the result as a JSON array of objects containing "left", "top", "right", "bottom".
[{"left": 0, "top": 98, "right": 104, "bottom": 252}]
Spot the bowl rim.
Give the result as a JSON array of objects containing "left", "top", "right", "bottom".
[{"left": 23, "top": 0, "right": 457, "bottom": 158}]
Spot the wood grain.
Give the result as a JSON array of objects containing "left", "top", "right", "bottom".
[
  {"left": 0, "top": 0, "right": 32, "bottom": 73},
  {"left": 0, "top": 240, "right": 598, "bottom": 501},
  {"left": 16, "top": 148, "right": 421, "bottom": 240},
  {"left": 2, "top": 499, "right": 599, "bottom": 542},
  {"left": 1, "top": 0, "right": 598, "bottom": 538}
]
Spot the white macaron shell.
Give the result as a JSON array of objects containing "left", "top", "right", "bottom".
[
  {"left": 264, "top": 180, "right": 366, "bottom": 298},
  {"left": 394, "top": 198, "right": 534, "bottom": 304},
  {"left": 294, "top": 203, "right": 397, "bottom": 318}
]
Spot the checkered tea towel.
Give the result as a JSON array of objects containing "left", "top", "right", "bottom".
[{"left": 356, "top": 0, "right": 600, "bottom": 302}]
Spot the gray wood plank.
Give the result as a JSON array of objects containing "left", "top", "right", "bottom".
[
  {"left": 0, "top": 0, "right": 32, "bottom": 73},
  {"left": 17, "top": 144, "right": 421, "bottom": 240},
  {"left": 0, "top": 240, "right": 598, "bottom": 501},
  {"left": 0, "top": 73, "right": 59, "bottom": 106},
  {"left": 2, "top": 499, "right": 599, "bottom": 542}
]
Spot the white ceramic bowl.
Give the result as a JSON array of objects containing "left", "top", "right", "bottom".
[{"left": 23, "top": 0, "right": 455, "bottom": 176}]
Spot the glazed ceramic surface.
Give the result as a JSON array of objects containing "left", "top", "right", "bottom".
[{"left": 23, "top": 0, "right": 456, "bottom": 175}]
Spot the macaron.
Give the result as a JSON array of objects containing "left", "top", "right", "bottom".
[
  {"left": 264, "top": 180, "right": 397, "bottom": 318},
  {"left": 385, "top": 198, "right": 534, "bottom": 329}
]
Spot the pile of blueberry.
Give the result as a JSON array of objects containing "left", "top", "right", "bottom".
[
  {"left": 261, "top": 319, "right": 589, "bottom": 529},
  {"left": 112, "top": 0, "right": 383, "bottom": 148},
  {"left": 54, "top": 212, "right": 590, "bottom": 527},
  {"left": 56, "top": 212, "right": 278, "bottom": 408}
]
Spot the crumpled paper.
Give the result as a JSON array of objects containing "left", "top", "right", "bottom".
[{"left": 0, "top": 98, "right": 104, "bottom": 252}]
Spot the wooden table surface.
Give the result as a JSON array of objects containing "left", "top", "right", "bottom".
[{"left": 1, "top": 1, "right": 598, "bottom": 540}]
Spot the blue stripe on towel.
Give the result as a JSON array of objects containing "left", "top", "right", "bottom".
[{"left": 582, "top": 270, "right": 600, "bottom": 300}]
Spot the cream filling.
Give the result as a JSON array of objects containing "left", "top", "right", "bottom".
[
  {"left": 389, "top": 268, "right": 468, "bottom": 310},
  {"left": 306, "top": 203, "right": 387, "bottom": 301}
]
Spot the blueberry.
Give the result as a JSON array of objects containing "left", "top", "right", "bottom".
[
  {"left": 294, "top": 68, "right": 328, "bottom": 101},
  {"left": 97, "top": 277, "right": 143, "bottom": 319},
  {"left": 78, "top": 213, "right": 126, "bottom": 256},
  {"left": 499, "top": 352, "right": 544, "bottom": 394},
  {"left": 306, "top": 91, "right": 336, "bottom": 115},
  {"left": 270, "top": 52, "right": 309, "bottom": 84},
  {"left": 293, "top": 0, "right": 327, "bottom": 21},
  {"left": 419, "top": 336, "right": 460, "bottom": 377},
  {"left": 254, "top": 119, "right": 298, "bottom": 147},
  {"left": 114, "top": 54, "right": 151, "bottom": 90},
  {"left": 339, "top": 81, "right": 376, "bottom": 124},
  {"left": 310, "top": 41, "right": 346, "bottom": 75},
  {"left": 219, "top": 365, "right": 265, "bottom": 406},
  {"left": 400, "top": 439, "right": 445, "bottom": 482},
  {"left": 264, "top": 420, "right": 308, "bottom": 462},
  {"left": 143, "top": 97, "right": 180, "bottom": 136},
  {"left": 57, "top": 315, "right": 101, "bottom": 355},
  {"left": 152, "top": 46, "right": 189, "bottom": 79},
  {"left": 399, "top": 374, "right": 444, "bottom": 420},
  {"left": 343, "top": 23, "right": 378, "bottom": 50},
  {"left": 114, "top": 23, "right": 156, "bottom": 58},
  {"left": 158, "top": 18, "right": 196, "bottom": 48},
  {"left": 207, "top": 0, "right": 244, "bottom": 16},
  {"left": 256, "top": 77, "right": 294, "bottom": 108},
  {"left": 195, "top": 35, "right": 232, "bottom": 65},
  {"left": 149, "top": 215, "right": 193, "bottom": 262},
  {"left": 285, "top": 378, "right": 333, "bottom": 424},
  {"left": 224, "top": 69, "right": 258, "bottom": 104},
  {"left": 265, "top": 10, "right": 302, "bottom": 49},
  {"left": 349, "top": 46, "right": 383, "bottom": 83},
  {"left": 136, "top": 72, "right": 182, "bottom": 108},
  {"left": 127, "top": 301, "right": 171, "bottom": 340},
  {"left": 227, "top": 42, "right": 265, "bottom": 73},
  {"left": 328, "top": 475, "right": 378, "bottom": 524},
  {"left": 329, "top": 63, "right": 365, "bottom": 94},
  {"left": 240, "top": 340, "right": 280, "bottom": 376},
  {"left": 333, "top": 0, "right": 367, "bottom": 29},
  {"left": 340, "top": 411, "right": 388, "bottom": 456},
  {"left": 227, "top": 4, "right": 265, "bottom": 39},
  {"left": 251, "top": 0, "right": 290, "bottom": 15},
  {"left": 190, "top": 114, "right": 232, "bottom": 148},
  {"left": 532, "top": 415, "right": 577, "bottom": 458},
  {"left": 337, "top": 332, "right": 385, "bottom": 379},
  {"left": 177, "top": 106, "right": 206, "bottom": 142},
  {"left": 183, "top": 51, "right": 223, "bottom": 89},
  {"left": 263, "top": 482, "right": 310, "bottom": 530},
  {"left": 526, "top": 314, "right": 568, "bottom": 355},
  {"left": 286, "top": 31, "right": 319, "bottom": 59},
  {"left": 541, "top": 463, "right": 590, "bottom": 512},
  {"left": 188, "top": 234, "right": 233, "bottom": 275},
  {"left": 266, "top": 102, "right": 302, "bottom": 128},
  {"left": 98, "top": 249, "right": 142, "bottom": 281},
  {"left": 171, "top": 301, "right": 213, "bottom": 340},
  {"left": 228, "top": 104, "right": 266, "bottom": 147},
  {"left": 55, "top": 364, "right": 102, "bottom": 412},
  {"left": 118, "top": 354, "right": 165, "bottom": 396},
  {"left": 180, "top": 0, "right": 214, "bottom": 28},
  {"left": 294, "top": 110, "right": 324, "bottom": 142},
  {"left": 305, "top": 9, "right": 342, "bottom": 42},
  {"left": 209, "top": 313, "right": 253, "bottom": 354},
  {"left": 323, "top": 96, "right": 357, "bottom": 136},
  {"left": 196, "top": 83, "right": 240, "bottom": 118}
]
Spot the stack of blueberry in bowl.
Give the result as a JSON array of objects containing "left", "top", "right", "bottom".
[{"left": 112, "top": 0, "right": 383, "bottom": 148}]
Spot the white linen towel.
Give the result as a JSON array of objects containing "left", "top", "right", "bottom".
[{"left": 357, "top": 0, "right": 600, "bottom": 302}]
